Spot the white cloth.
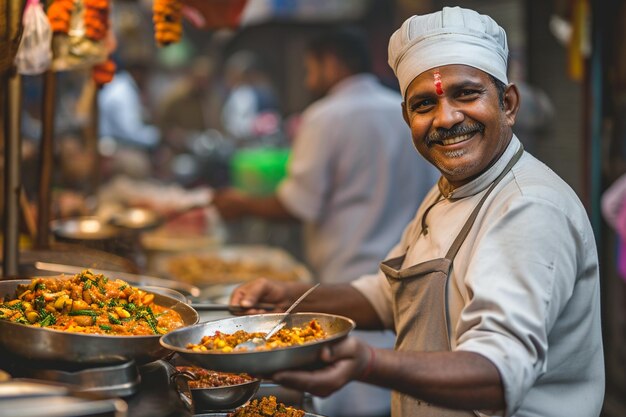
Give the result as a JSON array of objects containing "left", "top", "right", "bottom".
[
  {"left": 98, "top": 71, "right": 160, "bottom": 148},
  {"left": 352, "top": 135, "right": 604, "bottom": 417},
  {"left": 277, "top": 74, "right": 439, "bottom": 285},
  {"left": 388, "top": 6, "right": 509, "bottom": 97},
  {"left": 278, "top": 73, "right": 439, "bottom": 417}
]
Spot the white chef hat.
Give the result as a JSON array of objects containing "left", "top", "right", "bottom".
[{"left": 388, "top": 6, "right": 509, "bottom": 98}]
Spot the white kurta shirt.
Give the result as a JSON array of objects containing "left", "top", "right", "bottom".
[
  {"left": 277, "top": 74, "right": 439, "bottom": 284},
  {"left": 353, "top": 136, "right": 604, "bottom": 417}
]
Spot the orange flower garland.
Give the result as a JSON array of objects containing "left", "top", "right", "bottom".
[
  {"left": 92, "top": 57, "right": 115, "bottom": 87},
  {"left": 83, "top": 0, "right": 109, "bottom": 41},
  {"left": 46, "top": 0, "right": 75, "bottom": 34},
  {"left": 153, "top": 0, "right": 183, "bottom": 46}
]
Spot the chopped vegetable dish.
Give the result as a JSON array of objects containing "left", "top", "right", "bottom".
[
  {"left": 0, "top": 270, "right": 185, "bottom": 336},
  {"left": 228, "top": 395, "right": 305, "bottom": 417},
  {"left": 186, "top": 319, "right": 326, "bottom": 352},
  {"left": 175, "top": 366, "right": 254, "bottom": 388}
]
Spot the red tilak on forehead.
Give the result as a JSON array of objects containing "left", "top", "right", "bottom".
[{"left": 433, "top": 70, "right": 444, "bottom": 95}]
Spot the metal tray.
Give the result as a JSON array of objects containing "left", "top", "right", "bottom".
[
  {"left": 150, "top": 245, "right": 313, "bottom": 288},
  {"left": 160, "top": 313, "right": 355, "bottom": 375}
]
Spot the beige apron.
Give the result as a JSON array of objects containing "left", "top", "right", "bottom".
[{"left": 380, "top": 147, "right": 523, "bottom": 417}]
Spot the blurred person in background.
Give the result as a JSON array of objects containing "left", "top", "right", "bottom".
[
  {"left": 220, "top": 50, "right": 281, "bottom": 142},
  {"left": 98, "top": 59, "right": 160, "bottom": 151},
  {"left": 97, "top": 58, "right": 160, "bottom": 182},
  {"left": 213, "top": 27, "right": 439, "bottom": 417}
]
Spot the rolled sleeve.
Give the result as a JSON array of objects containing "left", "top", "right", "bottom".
[
  {"left": 454, "top": 198, "right": 579, "bottom": 416},
  {"left": 351, "top": 271, "right": 394, "bottom": 329}
]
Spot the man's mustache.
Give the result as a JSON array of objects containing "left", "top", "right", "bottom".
[{"left": 425, "top": 123, "right": 485, "bottom": 145}]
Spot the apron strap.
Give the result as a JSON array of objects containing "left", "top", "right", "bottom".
[{"left": 445, "top": 145, "right": 524, "bottom": 261}]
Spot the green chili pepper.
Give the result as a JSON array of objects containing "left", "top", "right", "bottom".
[
  {"left": 69, "top": 310, "right": 99, "bottom": 316},
  {"left": 108, "top": 314, "right": 121, "bottom": 325}
]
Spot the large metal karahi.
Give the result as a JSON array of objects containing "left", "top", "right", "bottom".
[
  {"left": 0, "top": 279, "right": 199, "bottom": 364},
  {"left": 160, "top": 312, "right": 355, "bottom": 375}
]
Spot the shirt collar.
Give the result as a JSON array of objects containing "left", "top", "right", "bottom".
[{"left": 437, "top": 135, "right": 522, "bottom": 199}]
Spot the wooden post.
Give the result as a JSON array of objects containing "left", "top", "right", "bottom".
[
  {"left": 2, "top": 69, "right": 22, "bottom": 277},
  {"left": 35, "top": 69, "right": 56, "bottom": 249}
]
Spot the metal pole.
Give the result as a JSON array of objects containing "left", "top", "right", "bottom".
[
  {"left": 85, "top": 80, "right": 101, "bottom": 193},
  {"left": 35, "top": 69, "right": 56, "bottom": 249},
  {"left": 2, "top": 69, "right": 22, "bottom": 277}
]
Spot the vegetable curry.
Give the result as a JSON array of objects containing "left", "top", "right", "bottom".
[
  {"left": 0, "top": 270, "right": 185, "bottom": 336},
  {"left": 187, "top": 319, "right": 326, "bottom": 352}
]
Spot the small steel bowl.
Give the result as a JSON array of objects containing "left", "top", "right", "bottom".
[
  {"left": 51, "top": 217, "right": 120, "bottom": 241},
  {"left": 108, "top": 208, "right": 162, "bottom": 231},
  {"left": 171, "top": 368, "right": 260, "bottom": 413}
]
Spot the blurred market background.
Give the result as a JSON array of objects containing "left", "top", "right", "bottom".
[{"left": 1, "top": 0, "right": 625, "bottom": 415}]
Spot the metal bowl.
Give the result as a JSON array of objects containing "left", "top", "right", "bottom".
[
  {"left": 159, "top": 313, "right": 355, "bottom": 375},
  {"left": 50, "top": 217, "right": 121, "bottom": 241},
  {"left": 171, "top": 368, "right": 260, "bottom": 413},
  {"left": 108, "top": 207, "right": 162, "bottom": 231}
]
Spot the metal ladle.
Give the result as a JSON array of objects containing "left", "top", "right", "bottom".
[{"left": 234, "top": 283, "right": 320, "bottom": 351}]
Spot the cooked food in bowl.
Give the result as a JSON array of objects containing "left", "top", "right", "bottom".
[
  {"left": 228, "top": 396, "right": 305, "bottom": 417},
  {"left": 0, "top": 270, "right": 185, "bottom": 335},
  {"left": 161, "top": 313, "right": 354, "bottom": 374},
  {"left": 186, "top": 319, "right": 326, "bottom": 352},
  {"left": 175, "top": 366, "right": 254, "bottom": 388}
]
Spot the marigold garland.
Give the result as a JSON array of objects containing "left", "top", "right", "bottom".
[
  {"left": 46, "top": 0, "right": 75, "bottom": 34},
  {"left": 92, "top": 57, "right": 115, "bottom": 87},
  {"left": 152, "top": 0, "right": 183, "bottom": 46},
  {"left": 83, "top": 0, "right": 110, "bottom": 41}
]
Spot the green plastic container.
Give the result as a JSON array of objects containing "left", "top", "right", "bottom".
[{"left": 230, "top": 148, "right": 290, "bottom": 196}]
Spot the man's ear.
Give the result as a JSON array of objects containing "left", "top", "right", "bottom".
[
  {"left": 503, "top": 83, "right": 520, "bottom": 127},
  {"left": 401, "top": 101, "right": 410, "bottom": 126}
]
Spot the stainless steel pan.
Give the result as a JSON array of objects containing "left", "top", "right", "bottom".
[
  {"left": 0, "top": 279, "right": 199, "bottom": 364},
  {"left": 160, "top": 312, "right": 355, "bottom": 375}
]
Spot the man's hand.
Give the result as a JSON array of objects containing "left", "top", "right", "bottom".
[
  {"left": 212, "top": 188, "right": 251, "bottom": 220},
  {"left": 271, "top": 337, "right": 373, "bottom": 397},
  {"left": 230, "top": 278, "right": 306, "bottom": 314}
]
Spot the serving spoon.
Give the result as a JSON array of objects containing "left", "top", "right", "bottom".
[{"left": 234, "top": 283, "right": 320, "bottom": 351}]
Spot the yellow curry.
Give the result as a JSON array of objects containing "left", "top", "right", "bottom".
[
  {"left": 0, "top": 270, "right": 185, "bottom": 336},
  {"left": 187, "top": 319, "right": 326, "bottom": 352},
  {"left": 228, "top": 396, "right": 305, "bottom": 417}
]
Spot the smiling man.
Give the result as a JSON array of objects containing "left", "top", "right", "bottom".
[{"left": 230, "top": 7, "right": 605, "bottom": 417}]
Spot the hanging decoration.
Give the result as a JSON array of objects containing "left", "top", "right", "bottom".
[
  {"left": 153, "top": 0, "right": 183, "bottom": 46},
  {"left": 46, "top": 0, "right": 108, "bottom": 71},
  {"left": 83, "top": 0, "right": 109, "bottom": 41},
  {"left": 46, "top": 0, "right": 74, "bottom": 33},
  {"left": 91, "top": 56, "right": 114, "bottom": 86}
]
